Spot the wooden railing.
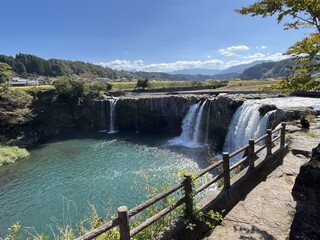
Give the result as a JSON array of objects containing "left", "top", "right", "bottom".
[{"left": 76, "top": 123, "right": 286, "bottom": 240}]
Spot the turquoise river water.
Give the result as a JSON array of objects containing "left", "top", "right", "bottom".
[{"left": 0, "top": 133, "right": 209, "bottom": 238}]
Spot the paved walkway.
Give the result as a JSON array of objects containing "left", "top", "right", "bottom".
[{"left": 201, "top": 121, "right": 320, "bottom": 240}]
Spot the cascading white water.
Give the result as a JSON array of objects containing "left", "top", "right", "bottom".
[
  {"left": 98, "top": 100, "right": 108, "bottom": 132},
  {"left": 169, "top": 101, "right": 208, "bottom": 148},
  {"left": 223, "top": 100, "right": 271, "bottom": 161},
  {"left": 108, "top": 99, "right": 118, "bottom": 134},
  {"left": 224, "top": 96, "right": 320, "bottom": 162},
  {"left": 205, "top": 100, "right": 212, "bottom": 145}
]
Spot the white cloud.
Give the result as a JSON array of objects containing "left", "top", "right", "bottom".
[
  {"left": 226, "top": 45, "right": 250, "bottom": 51},
  {"left": 219, "top": 45, "right": 250, "bottom": 57},
  {"left": 97, "top": 51, "right": 289, "bottom": 72},
  {"left": 265, "top": 52, "right": 289, "bottom": 61},
  {"left": 218, "top": 49, "right": 236, "bottom": 57},
  {"left": 256, "top": 45, "right": 267, "bottom": 49},
  {"left": 97, "top": 59, "right": 224, "bottom": 72},
  {"left": 243, "top": 53, "right": 266, "bottom": 59}
]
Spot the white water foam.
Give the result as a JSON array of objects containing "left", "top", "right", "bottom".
[
  {"left": 224, "top": 97, "right": 320, "bottom": 161},
  {"left": 169, "top": 101, "right": 208, "bottom": 148},
  {"left": 108, "top": 99, "right": 118, "bottom": 134}
]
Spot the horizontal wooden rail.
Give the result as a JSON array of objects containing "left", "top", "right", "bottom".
[
  {"left": 272, "top": 135, "right": 281, "bottom": 143},
  {"left": 75, "top": 218, "right": 120, "bottom": 240},
  {"left": 128, "top": 182, "right": 184, "bottom": 218},
  {"left": 195, "top": 173, "right": 224, "bottom": 194},
  {"left": 130, "top": 198, "right": 186, "bottom": 237},
  {"left": 230, "top": 157, "right": 247, "bottom": 172},
  {"left": 254, "top": 133, "right": 267, "bottom": 144},
  {"left": 76, "top": 122, "right": 287, "bottom": 240},
  {"left": 271, "top": 126, "right": 282, "bottom": 134},
  {"left": 255, "top": 144, "right": 267, "bottom": 155},
  {"left": 195, "top": 160, "right": 223, "bottom": 179},
  {"left": 229, "top": 144, "right": 249, "bottom": 158}
]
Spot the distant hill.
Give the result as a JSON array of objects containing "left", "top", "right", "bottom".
[
  {"left": 0, "top": 53, "right": 298, "bottom": 82},
  {"left": 0, "top": 53, "right": 222, "bottom": 81},
  {"left": 220, "top": 60, "right": 272, "bottom": 74},
  {"left": 170, "top": 68, "right": 221, "bottom": 75},
  {"left": 169, "top": 60, "right": 271, "bottom": 76},
  {"left": 211, "top": 72, "right": 239, "bottom": 80},
  {"left": 0, "top": 53, "right": 134, "bottom": 79},
  {"left": 238, "top": 59, "right": 295, "bottom": 80}
]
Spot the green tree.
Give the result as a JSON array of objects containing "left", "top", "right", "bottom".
[
  {"left": 236, "top": 0, "right": 320, "bottom": 92},
  {"left": 136, "top": 78, "right": 150, "bottom": 90},
  {"left": 0, "top": 62, "right": 13, "bottom": 90}
]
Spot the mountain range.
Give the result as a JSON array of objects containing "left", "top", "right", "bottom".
[
  {"left": 170, "top": 60, "right": 270, "bottom": 76},
  {"left": 0, "top": 53, "right": 301, "bottom": 81}
]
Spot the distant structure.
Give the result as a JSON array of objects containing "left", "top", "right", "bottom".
[{"left": 9, "top": 77, "right": 39, "bottom": 86}]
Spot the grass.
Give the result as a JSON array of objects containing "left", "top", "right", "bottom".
[
  {"left": 0, "top": 145, "right": 30, "bottom": 166},
  {"left": 111, "top": 80, "right": 228, "bottom": 92},
  {"left": 10, "top": 85, "right": 54, "bottom": 91},
  {"left": 227, "top": 79, "right": 277, "bottom": 85},
  {"left": 300, "top": 130, "right": 317, "bottom": 138},
  {"left": 306, "top": 114, "right": 316, "bottom": 123},
  {"left": 10, "top": 79, "right": 279, "bottom": 93}
]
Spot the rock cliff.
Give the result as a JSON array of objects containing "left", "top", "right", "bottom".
[{"left": 290, "top": 159, "right": 320, "bottom": 239}]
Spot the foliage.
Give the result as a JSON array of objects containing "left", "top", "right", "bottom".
[
  {"left": 0, "top": 53, "right": 130, "bottom": 79},
  {"left": 236, "top": 0, "right": 320, "bottom": 92},
  {"left": 0, "top": 145, "right": 29, "bottom": 166},
  {"left": 236, "top": 0, "right": 320, "bottom": 31},
  {"left": 306, "top": 114, "right": 316, "bottom": 123},
  {"left": 186, "top": 209, "right": 224, "bottom": 231},
  {"left": 83, "top": 81, "right": 112, "bottom": 99},
  {"left": 0, "top": 62, "right": 13, "bottom": 90},
  {"left": 4, "top": 222, "right": 21, "bottom": 240},
  {"left": 53, "top": 77, "right": 86, "bottom": 105},
  {"left": 0, "top": 90, "right": 34, "bottom": 126},
  {"left": 300, "top": 130, "right": 317, "bottom": 138},
  {"left": 135, "top": 78, "right": 150, "bottom": 89}
]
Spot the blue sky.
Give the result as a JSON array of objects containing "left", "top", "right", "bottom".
[{"left": 0, "top": 0, "right": 310, "bottom": 72}]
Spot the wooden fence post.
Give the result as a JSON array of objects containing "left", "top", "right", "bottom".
[
  {"left": 248, "top": 139, "right": 255, "bottom": 169},
  {"left": 280, "top": 122, "right": 286, "bottom": 147},
  {"left": 184, "top": 173, "right": 193, "bottom": 219},
  {"left": 118, "top": 206, "right": 130, "bottom": 240},
  {"left": 267, "top": 129, "right": 272, "bottom": 155},
  {"left": 223, "top": 152, "right": 230, "bottom": 189}
]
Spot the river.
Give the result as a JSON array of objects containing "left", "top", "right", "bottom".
[{"left": 0, "top": 132, "right": 208, "bottom": 238}]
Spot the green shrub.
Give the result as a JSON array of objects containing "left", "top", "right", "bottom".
[{"left": 0, "top": 145, "right": 29, "bottom": 166}]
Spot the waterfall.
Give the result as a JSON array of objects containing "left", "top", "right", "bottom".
[
  {"left": 98, "top": 100, "right": 108, "bottom": 132},
  {"left": 169, "top": 101, "right": 207, "bottom": 148},
  {"left": 223, "top": 100, "right": 272, "bottom": 161},
  {"left": 108, "top": 99, "right": 118, "bottom": 134},
  {"left": 205, "top": 100, "right": 212, "bottom": 145}
]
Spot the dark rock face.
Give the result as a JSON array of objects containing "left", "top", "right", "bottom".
[
  {"left": 116, "top": 95, "right": 203, "bottom": 134},
  {"left": 268, "top": 108, "right": 317, "bottom": 130},
  {"left": 111, "top": 95, "right": 243, "bottom": 149},
  {"left": 289, "top": 160, "right": 320, "bottom": 240},
  {"left": 207, "top": 96, "right": 243, "bottom": 149}
]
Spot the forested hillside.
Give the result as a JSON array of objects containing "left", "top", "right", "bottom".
[
  {"left": 238, "top": 59, "right": 295, "bottom": 80},
  {"left": 0, "top": 53, "right": 134, "bottom": 79},
  {"left": 0, "top": 53, "right": 216, "bottom": 81}
]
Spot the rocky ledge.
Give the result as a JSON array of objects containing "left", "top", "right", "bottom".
[{"left": 202, "top": 118, "right": 320, "bottom": 240}]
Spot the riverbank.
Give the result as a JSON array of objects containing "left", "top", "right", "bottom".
[{"left": 201, "top": 119, "right": 320, "bottom": 239}]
